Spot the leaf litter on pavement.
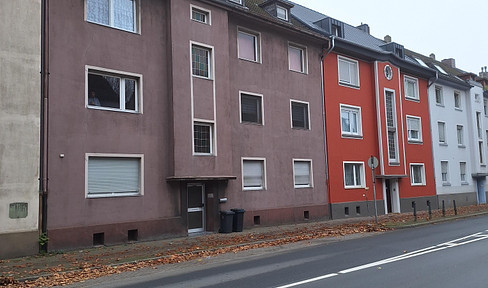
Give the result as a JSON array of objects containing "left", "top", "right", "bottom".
[{"left": 1, "top": 204, "right": 488, "bottom": 287}]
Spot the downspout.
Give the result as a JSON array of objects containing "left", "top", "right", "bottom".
[
  {"left": 40, "top": 0, "right": 49, "bottom": 252},
  {"left": 320, "top": 36, "right": 335, "bottom": 219},
  {"left": 426, "top": 71, "right": 438, "bottom": 207}
]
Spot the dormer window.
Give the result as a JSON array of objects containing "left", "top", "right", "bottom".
[
  {"left": 331, "top": 24, "right": 342, "bottom": 37},
  {"left": 276, "top": 5, "right": 288, "bottom": 21},
  {"left": 313, "top": 17, "right": 344, "bottom": 38}
]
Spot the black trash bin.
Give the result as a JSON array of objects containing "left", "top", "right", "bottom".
[
  {"left": 219, "top": 210, "right": 235, "bottom": 233},
  {"left": 231, "top": 208, "right": 245, "bottom": 232}
]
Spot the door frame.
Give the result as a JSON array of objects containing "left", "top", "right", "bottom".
[
  {"left": 383, "top": 179, "right": 400, "bottom": 214},
  {"left": 187, "top": 183, "right": 205, "bottom": 233}
]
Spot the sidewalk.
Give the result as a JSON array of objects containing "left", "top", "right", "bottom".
[{"left": 2, "top": 204, "right": 488, "bottom": 287}]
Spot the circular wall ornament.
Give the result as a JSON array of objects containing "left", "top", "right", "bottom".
[{"left": 384, "top": 65, "right": 393, "bottom": 80}]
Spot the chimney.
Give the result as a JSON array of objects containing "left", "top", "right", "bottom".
[
  {"left": 357, "top": 23, "right": 370, "bottom": 34},
  {"left": 441, "top": 58, "right": 456, "bottom": 68},
  {"left": 480, "top": 66, "right": 488, "bottom": 79},
  {"left": 384, "top": 35, "right": 391, "bottom": 43},
  {"left": 429, "top": 53, "right": 436, "bottom": 60}
]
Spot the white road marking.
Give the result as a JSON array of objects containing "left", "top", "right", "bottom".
[{"left": 275, "top": 230, "right": 488, "bottom": 288}]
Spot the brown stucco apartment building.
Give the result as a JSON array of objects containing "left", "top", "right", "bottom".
[{"left": 44, "top": 0, "right": 330, "bottom": 251}]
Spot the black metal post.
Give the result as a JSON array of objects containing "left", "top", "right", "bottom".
[
  {"left": 442, "top": 200, "right": 445, "bottom": 217},
  {"left": 412, "top": 201, "right": 417, "bottom": 222},
  {"left": 453, "top": 200, "right": 457, "bottom": 215},
  {"left": 427, "top": 200, "right": 432, "bottom": 220}
]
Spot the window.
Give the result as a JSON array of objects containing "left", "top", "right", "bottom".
[
  {"left": 229, "top": 0, "right": 243, "bottom": 4},
  {"left": 237, "top": 28, "right": 260, "bottom": 62},
  {"left": 242, "top": 159, "right": 266, "bottom": 190},
  {"left": 192, "top": 44, "right": 211, "bottom": 78},
  {"left": 193, "top": 122, "right": 213, "bottom": 154},
  {"left": 338, "top": 56, "right": 359, "bottom": 87},
  {"left": 293, "top": 160, "right": 312, "bottom": 188},
  {"left": 191, "top": 5, "right": 210, "bottom": 25},
  {"left": 343, "top": 162, "right": 365, "bottom": 188},
  {"left": 86, "top": 154, "right": 142, "bottom": 198},
  {"left": 475, "top": 93, "right": 481, "bottom": 103},
  {"left": 291, "top": 100, "right": 310, "bottom": 129},
  {"left": 441, "top": 161, "right": 449, "bottom": 184},
  {"left": 406, "top": 116, "right": 422, "bottom": 142},
  {"left": 331, "top": 24, "right": 342, "bottom": 37},
  {"left": 240, "top": 92, "right": 263, "bottom": 124},
  {"left": 479, "top": 141, "right": 485, "bottom": 165},
  {"left": 340, "top": 104, "right": 362, "bottom": 137},
  {"left": 460, "top": 162, "right": 467, "bottom": 183},
  {"left": 86, "top": 0, "right": 137, "bottom": 32},
  {"left": 477, "top": 112, "right": 483, "bottom": 139},
  {"left": 87, "top": 67, "right": 140, "bottom": 112},
  {"left": 276, "top": 6, "right": 288, "bottom": 21},
  {"left": 410, "top": 164, "right": 425, "bottom": 186},
  {"left": 435, "top": 86, "right": 443, "bottom": 105},
  {"left": 457, "top": 125, "right": 464, "bottom": 146},
  {"left": 454, "top": 91, "right": 461, "bottom": 109},
  {"left": 385, "top": 90, "right": 398, "bottom": 162},
  {"left": 404, "top": 76, "right": 419, "bottom": 100},
  {"left": 288, "top": 44, "right": 306, "bottom": 73},
  {"left": 484, "top": 99, "right": 488, "bottom": 116},
  {"left": 438, "top": 122, "right": 446, "bottom": 144}
]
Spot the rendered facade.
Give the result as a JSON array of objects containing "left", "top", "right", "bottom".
[{"left": 0, "top": 0, "right": 41, "bottom": 258}]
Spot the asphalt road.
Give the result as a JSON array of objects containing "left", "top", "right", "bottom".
[{"left": 70, "top": 215, "right": 488, "bottom": 288}]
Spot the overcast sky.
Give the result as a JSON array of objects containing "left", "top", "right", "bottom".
[{"left": 291, "top": 0, "right": 487, "bottom": 74}]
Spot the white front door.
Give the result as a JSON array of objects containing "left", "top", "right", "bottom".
[{"left": 187, "top": 184, "right": 205, "bottom": 233}]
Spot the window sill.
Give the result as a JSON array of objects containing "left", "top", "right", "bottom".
[
  {"left": 192, "top": 74, "right": 213, "bottom": 81},
  {"left": 454, "top": 107, "right": 463, "bottom": 111},
  {"left": 439, "top": 143, "right": 448, "bottom": 146},
  {"left": 435, "top": 103, "right": 444, "bottom": 107},
  {"left": 294, "top": 185, "right": 312, "bottom": 189},
  {"left": 341, "top": 134, "right": 363, "bottom": 139},
  {"left": 405, "top": 97, "right": 420, "bottom": 102},
  {"left": 87, "top": 105, "right": 140, "bottom": 114},
  {"left": 86, "top": 20, "right": 139, "bottom": 35},
  {"left": 193, "top": 153, "right": 215, "bottom": 157},
  {"left": 411, "top": 183, "right": 426, "bottom": 186},
  {"left": 458, "top": 145, "right": 466, "bottom": 148},
  {"left": 191, "top": 19, "right": 210, "bottom": 25},
  {"left": 388, "top": 162, "right": 400, "bottom": 166},
  {"left": 241, "top": 121, "right": 264, "bottom": 126},
  {"left": 461, "top": 182, "right": 469, "bottom": 186},
  {"left": 243, "top": 187, "right": 265, "bottom": 191},
  {"left": 408, "top": 140, "right": 423, "bottom": 145},
  {"left": 344, "top": 186, "right": 366, "bottom": 190},
  {"left": 289, "top": 69, "right": 308, "bottom": 75},
  {"left": 292, "top": 127, "right": 310, "bottom": 131},
  {"left": 338, "top": 82, "right": 360, "bottom": 90},
  {"left": 238, "top": 57, "right": 261, "bottom": 64},
  {"left": 87, "top": 193, "right": 141, "bottom": 199},
  {"left": 442, "top": 182, "right": 451, "bottom": 186}
]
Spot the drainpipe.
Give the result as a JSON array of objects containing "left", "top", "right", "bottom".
[
  {"left": 40, "top": 0, "right": 49, "bottom": 252},
  {"left": 320, "top": 36, "right": 335, "bottom": 219},
  {"left": 426, "top": 71, "right": 438, "bottom": 207}
]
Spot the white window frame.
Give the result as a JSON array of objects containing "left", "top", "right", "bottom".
[
  {"left": 340, "top": 104, "right": 362, "bottom": 137},
  {"left": 242, "top": 158, "right": 266, "bottom": 191},
  {"left": 193, "top": 121, "right": 214, "bottom": 155},
  {"left": 343, "top": 161, "right": 365, "bottom": 189},
  {"left": 229, "top": 0, "right": 243, "bottom": 5},
  {"left": 86, "top": 65, "right": 142, "bottom": 113},
  {"left": 288, "top": 42, "right": 308, "bottom": 74},
  {"left": 406, "top": 115, "right": 422, "bottom": 143},
  {"left": 438, "top": 121, "right": 447, "bottom": 145},
  {"left": 191, "top": 42, "right": 213, "bottom": 79},
  {"left": 410, "top": 163, "right": 425, "bottom": 186},
  {"left": 276, "top": 5, "right": 288, "bottom": 21},
  {"left": 404, "top": 76, "right": 419, "bottom": 101},
  {"left": 457, "top": 125, "right": 465, "bottom": 147},
  {"left": 338, "top": 56, "right": 360, "bottom": 88},
  {"left": 385, "top": 89, "right": 399, "bottom": 163},
  {"left": 454, "top": 91, "right": 462, "bottom": 110},
  {"left": 290, "top": 100, "right": 310, "bottom": 130},
  {"left": 435, "top": 86, "right": 444, "bottom": 106},
  {"left": 441, "top": 161, "right": 450, "bottom": 184},
  {"left": 293, "top": 159, "right": 313, "bottom": 188},
  {"left": 85, "top": 153, "right": 144, "bottom": 198},
  {"left": 237, "top": 27, "right": 261, "bottom": 63},
  {"left": 239, "top": 91, "right": 264, "bottom": 125},
  {"left": 85, "top": 0, "right": 139, "bottom": 33},
  {"left": 190, "top": 4, "right": 211, "bottom": 25},
  {"left": 460, "top": 162, "right": 467, "bottom": 183}
]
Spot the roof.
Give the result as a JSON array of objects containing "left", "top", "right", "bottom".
[
  {"left": 290, "top": 2, "right": 436, "bottom": 79},
  {"left": 204, "top": 0, "right": 329, "bottom": 41}
]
